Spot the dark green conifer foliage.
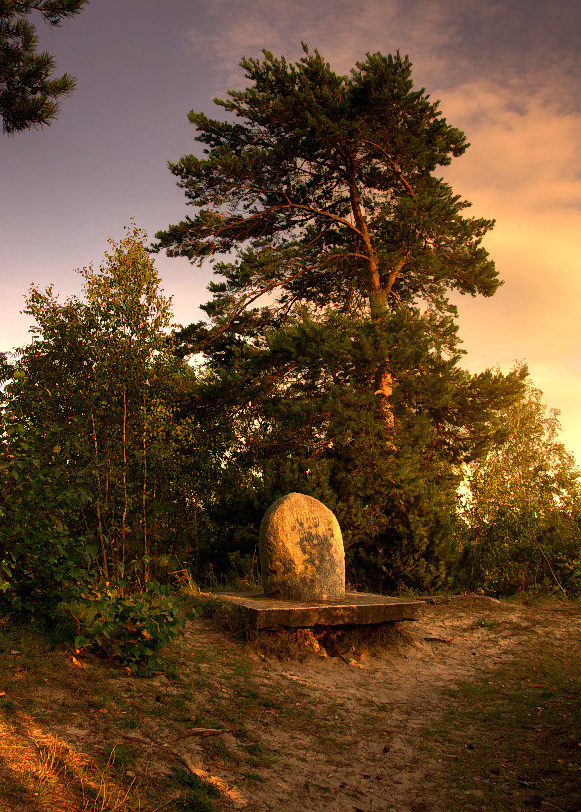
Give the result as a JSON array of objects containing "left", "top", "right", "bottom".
[
  {"left": 156, "top": 46, "right": 524, "bottom": 590},
  {"left": 0, "top": 0, "right": 87, "bottom": 134}
]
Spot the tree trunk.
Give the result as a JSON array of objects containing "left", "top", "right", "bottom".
[
  {"left": 142, "top": 392, "right": 149, "bottom": 583},
  {"left": 347, "top": 170, "right": 396, "bottom": 438},
  {"left": 121, "top": 388, "right": 127, "bottom": 580},
  {"left": 91, "top": 413, "right": 109, "bottom": 578}
]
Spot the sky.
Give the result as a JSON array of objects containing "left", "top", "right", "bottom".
[{"left": 1, "top": 0, "right": 580, "bottom": 461}]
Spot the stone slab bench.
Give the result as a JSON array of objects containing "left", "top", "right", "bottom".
[{"left": 212, "top": 590, "right": 426, "bottom": 630}]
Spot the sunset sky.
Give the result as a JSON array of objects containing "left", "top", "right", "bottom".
[{"left": 1, "top": 0, "right": 580, "bottom": 460}]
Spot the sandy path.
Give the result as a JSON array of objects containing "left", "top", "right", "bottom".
[
  {"left": 2, "top": 596, "right": 579, "bottom": 812},
  {"left": 180, "top": 596, "right": 581, "bottom": 812}
]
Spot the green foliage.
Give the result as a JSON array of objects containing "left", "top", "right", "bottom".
[
  {"left": 4, "top": 225, "right": 200, "bottom": 586},
  {"left": 68, "top": 581, "right": 195, "bottom": 675},
  {"left": 0, "top": 0, "right": 87, "bottom": 134},
  {"left": 157, "top": 46, "right": 524, "bottom": 590},
  {"left": 0, "top": 410, "right": 95, "bottom": 615},
  {"left": 458, "top": 366, "right": 581, "bottom": 595},
  {"left": 1, "top": 228, "right": 201, "bottom": 679}
]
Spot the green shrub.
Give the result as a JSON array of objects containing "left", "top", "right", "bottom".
[
  {"left": 0, "top": 418, "right": 96, "bottom": 617},
  {"left": 65, "top": 581, "right": 196, "bottom": 675}
]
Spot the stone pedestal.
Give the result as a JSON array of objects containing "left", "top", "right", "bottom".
[
  {"left": 213, "top": 590, "right": 426, "bottom": 629},
  {"left": 213, "top": 493, "right": 426, "bottom": 632}
]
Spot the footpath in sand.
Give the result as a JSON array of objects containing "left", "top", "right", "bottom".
[
  {"left": 179, "top": 596, "right": 580, "bottom": 812},
  {"left": 0, "top": 596, "right": 579, "bottom": 812}
]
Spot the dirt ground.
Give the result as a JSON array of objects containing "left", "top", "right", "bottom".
[
  {"left": 1, "top": 595, "right": 580, "bottom": 812},
  {"left": 183, "top": 596, "right": 580, "bottom": 812}
]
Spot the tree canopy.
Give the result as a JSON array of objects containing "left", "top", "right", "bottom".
[
  {"left": 0, "top": 0, "right": 87, "bottom": 134},
  {"left": 155, "top": 46, "right": 525, "bottom": 590},
  {"left": 155, "top": 46, "right": 504, "bottom": 431},
  {"left": 0, "top": 226, "right": 199, "bottom": 606},
  {"left": 459, "top": 367, "right": 581, "bottom": 595}
]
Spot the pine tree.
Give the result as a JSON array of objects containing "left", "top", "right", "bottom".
[
  {"left": 1, "top": 0, "right": 87, "bottom": 134},
  {"left": 156, "top": 46, "right": 524, "bottom": 590}
]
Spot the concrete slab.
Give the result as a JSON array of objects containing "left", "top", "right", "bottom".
[{"left": 212, "top": 590, "right": 426, "bottom": 630}]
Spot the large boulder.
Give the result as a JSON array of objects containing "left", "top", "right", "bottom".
[{"left": 259, "top": 493, "right": 345, "bottom": 601}]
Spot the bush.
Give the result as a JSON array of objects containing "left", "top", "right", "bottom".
[
  {"left": 64, "top": 581, "right": 196, "bottom": 675},
  {"left": 0, "top": 418, "right": 96, "bottom": 617}
]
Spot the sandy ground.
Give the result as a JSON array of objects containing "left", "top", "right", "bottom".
[
  {"left": 175, "top": 596, "right": 581, "bottom": 812},
  {"left": 1, "top": 595, "right": 579, "bottom": 812}
]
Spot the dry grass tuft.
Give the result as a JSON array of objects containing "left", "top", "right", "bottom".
[{"left": 0, "top": 720, "right": 144, "bottom": 812}]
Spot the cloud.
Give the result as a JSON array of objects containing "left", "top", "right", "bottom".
[
  {"left": 183, "top": 0, "right": 580, "bottom": 105},
  {"left": 439, "top": 81, "right": 581, "bottom": 213},
  {"left": 183, "top": 0, "right": 466, "bottom": 94},
  {"left": 437, "top": 73, "right": 581, "bottom": 405}
]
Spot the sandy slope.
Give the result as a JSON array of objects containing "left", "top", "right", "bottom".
[
  {"left": 177, "top": 596, "right": 581, "bottom": 812},
  {"left": 1, "top": 596, "right": 579, "bottom": 812}
]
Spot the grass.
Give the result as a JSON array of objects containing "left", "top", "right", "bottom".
[
  {"left": 0, "top": 729, "right": 140, "bottom": 812},
  {"left": 171, "top": 767, "right": 220, "bottom": 811},
  {"left": 425, "top": 639, "right": 581, "bottom": 811},
  {"left": 0, "top": 619, "right": 157, "bottom": 810},
  {"left": 0, "top": 607, "right": 298, "bottom": 810}
]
